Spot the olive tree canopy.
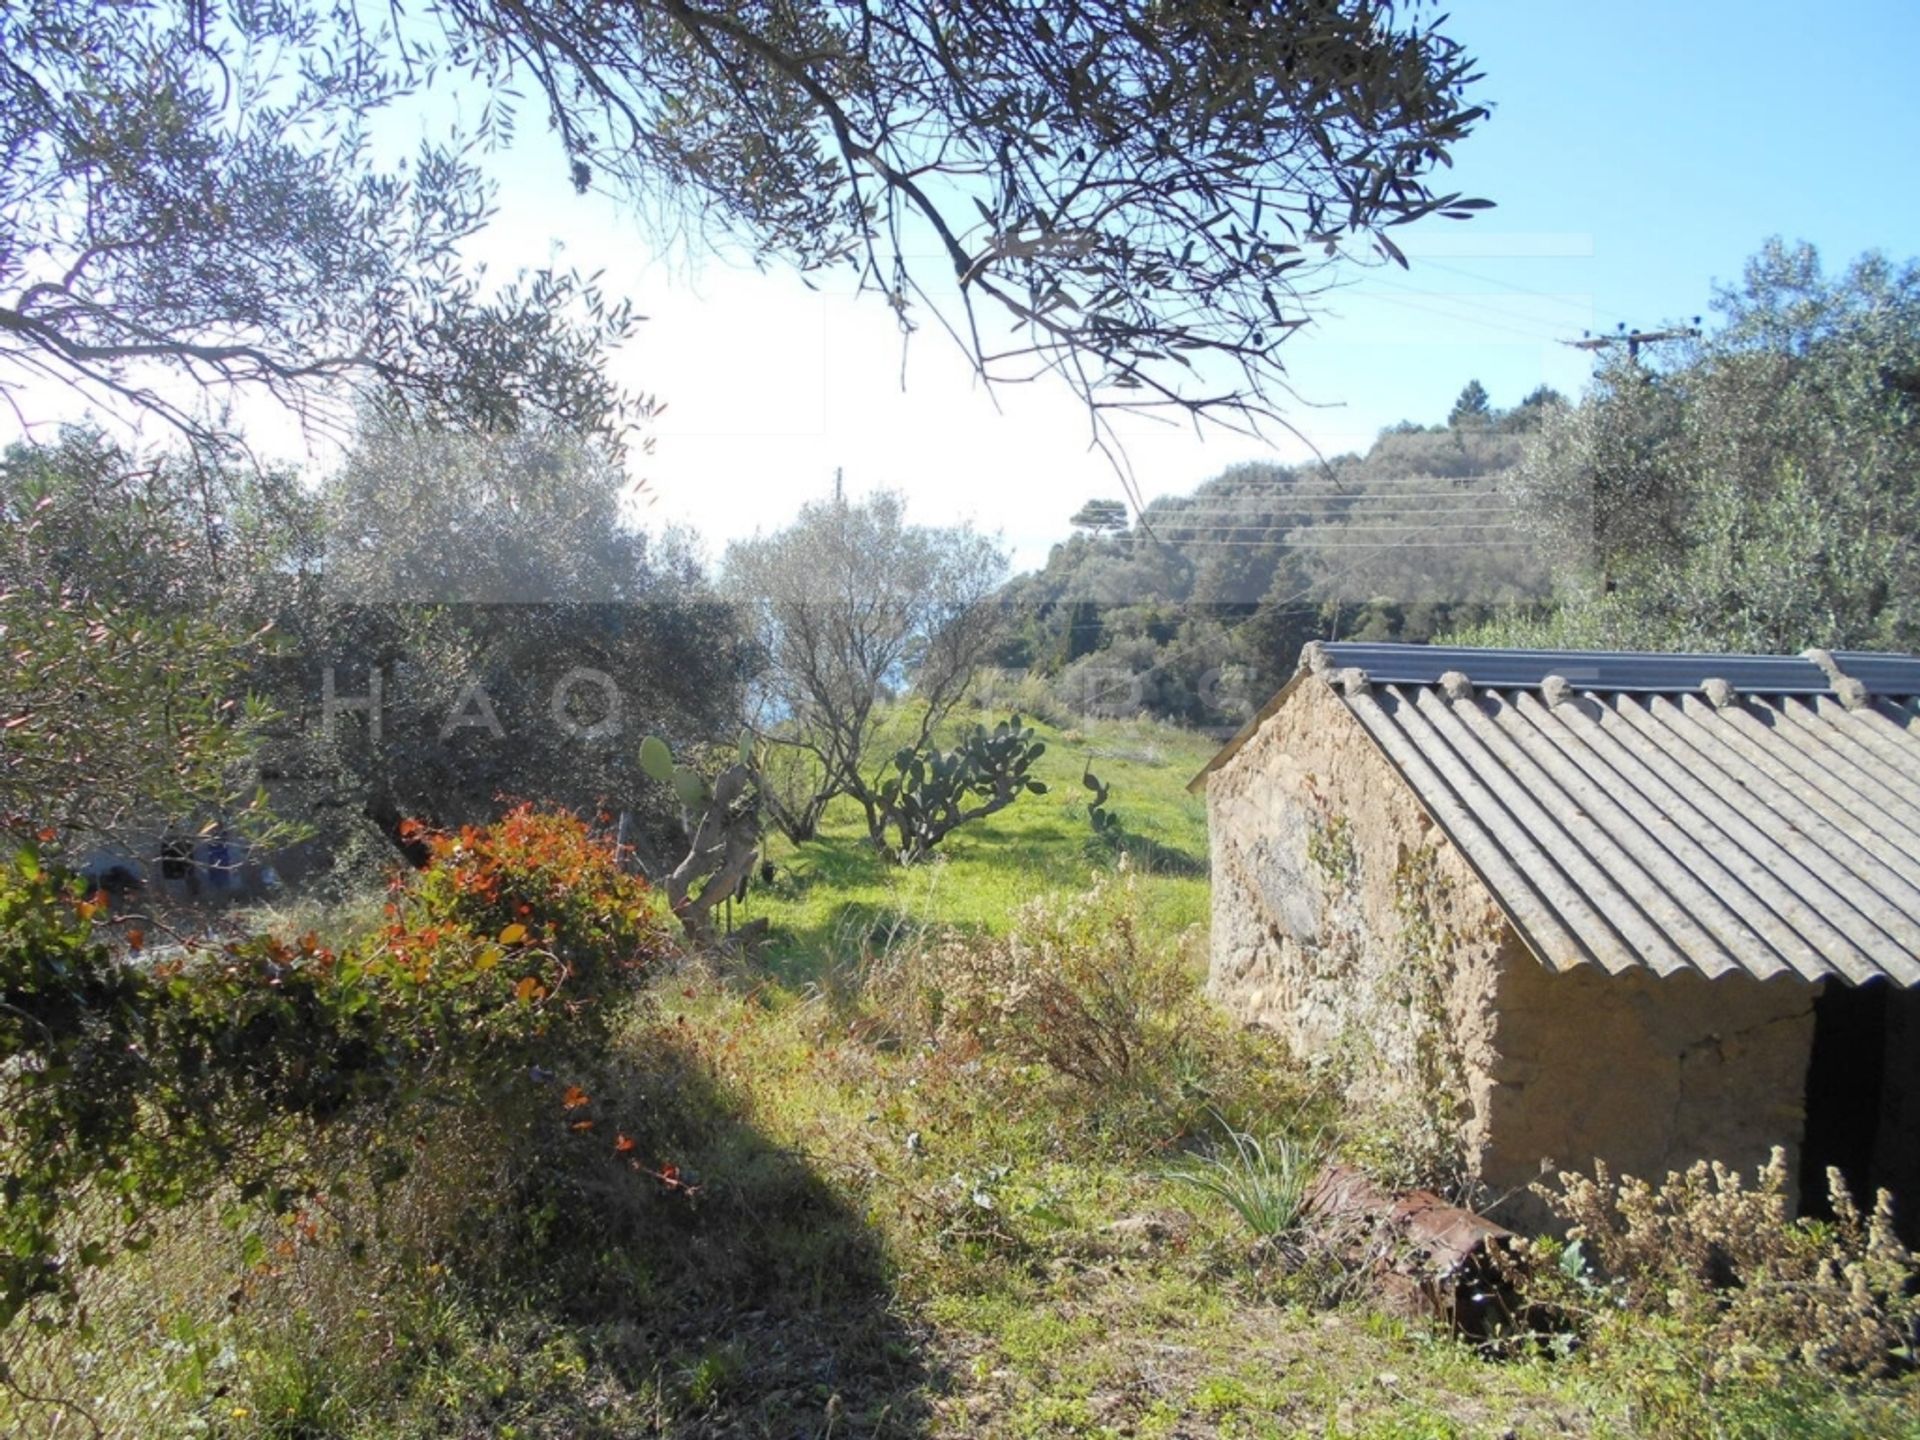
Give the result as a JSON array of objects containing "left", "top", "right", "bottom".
[
  {"left": 1480, "top": 240, "right": 1920, "bottom": 654},
  {"left": 2, "top": 0, "right": 1487, "bottom": 467},
  {"left": 721, "top": 492, "right": 1006, "bottom": 842},
  {"left": 450, "top": 0, "right": 1489, "bottom": 455},
  {"left": 0, "top": 0, "right": 643, "bottom": 455}
]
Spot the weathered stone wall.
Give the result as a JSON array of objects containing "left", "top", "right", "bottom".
[
  {"left": 1483, "top": 959, "right": 1816, "bottom": 1229},
  {"left": 1205, "top": 673, "right": 1512, "bottom": 1169}
]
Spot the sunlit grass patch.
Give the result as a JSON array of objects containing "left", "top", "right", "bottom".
[{"left": 744, "top": 710, "right": 1216, "bottom": 979}]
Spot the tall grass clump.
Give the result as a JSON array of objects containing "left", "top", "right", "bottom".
[
  {"left": 846, "top": 864, "right": 1318, "bottom": 1166},
  {"left": 1166, "top": 1114, "right": 1323, "bottom": 1244}
]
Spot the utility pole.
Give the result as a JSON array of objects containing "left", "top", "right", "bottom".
[
  {"left": 833, "top": 466, "right": 843, "bottom": 505},
  {"left": 1566, "top": 319, "right": 1701, "bottom": 363},
  {"left": 1564, "top": 319, "right": 1701, "bottom": 599}
]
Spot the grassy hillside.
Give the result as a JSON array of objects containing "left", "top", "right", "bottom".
[{"left": 742, "top": 712, "right": 1220, "bottom": 981}]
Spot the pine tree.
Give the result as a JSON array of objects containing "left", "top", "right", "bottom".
[{"left": 1449, "top": 379, "right": 1492, "bottom": 427}]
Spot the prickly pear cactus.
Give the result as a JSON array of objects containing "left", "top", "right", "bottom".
[
  {"left": 639, "top": 734, "right": 675, "bottom": 783},
  {"left": 640, "top": 733, "right": 762, "bottom": 944},
  {"left": 874, "top": 714, "right": 1047, "bottom": 863},
  {"left": 1083, "top": 763, "right": 1122, "bottom": 842}
]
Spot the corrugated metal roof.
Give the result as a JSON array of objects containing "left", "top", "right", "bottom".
[{"left": 1203, "top": 643, "right": 1920, "bottom": 988}]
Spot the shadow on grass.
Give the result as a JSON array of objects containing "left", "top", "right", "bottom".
[
  {"left": 752, "top": 899, "right": 909, "bottom": 987},
  {"left": 0, "top": 1024, "right": 941, "bottom": 1439},
  {"left": 764, "top": 834, "right": 880, "bottom": 895},
  {"left": 459, "top": 1027, "right": 939, "bottom": 1437},
  {"left": 946, "top": 820, "right": 1074, "bottom": 851},
  {"left": 197, "top": 1027, "right": 941, "bottom": 1438},
  {"left": 1115, "top": 834, "right": 1208, "bottom": 879}
]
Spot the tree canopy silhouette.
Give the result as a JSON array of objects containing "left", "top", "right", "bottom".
[{"left": 2, "top": 0, "right": 1488, "bottom": 464}]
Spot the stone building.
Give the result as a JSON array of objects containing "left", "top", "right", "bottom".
[{"left": 1193, "top": 641, "right": 1920, "bottom": 1234}]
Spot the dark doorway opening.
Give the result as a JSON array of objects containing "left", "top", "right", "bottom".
[{"left": 1799, "top": 979, "right": 1887, "bottom": 1223}]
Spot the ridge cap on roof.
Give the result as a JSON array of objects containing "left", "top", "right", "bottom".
[
  {"left": 1315, "top": 641, "right": 1920, "bottom": 699},
  {"left": 1188, "top": 640, "right": 1920, "bottom": 795}
]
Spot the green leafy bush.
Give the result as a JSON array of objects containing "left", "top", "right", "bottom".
[{"left": 409, "top": 804, "right": 671, "bottom": 980}]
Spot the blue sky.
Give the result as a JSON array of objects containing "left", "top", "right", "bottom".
[{"left": 19, "top": 1, "right": 1920, "bottom": 574}]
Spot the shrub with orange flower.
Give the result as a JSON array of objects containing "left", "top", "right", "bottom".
[{"left": 0, "top": 807, "right": 674, "bottom": 1334}]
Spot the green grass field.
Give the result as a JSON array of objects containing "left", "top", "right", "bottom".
[{"left": 742, "top": 712, "right": 1220, "bottom": 981}]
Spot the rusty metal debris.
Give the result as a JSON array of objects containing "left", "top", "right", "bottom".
[{"left": 1303, "top": 1165, "right": 1529, "bottom": 1340}]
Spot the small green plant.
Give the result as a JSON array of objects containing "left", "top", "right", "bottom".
[
  {"left": 1305, "top": 812, "right": 1357, "bottom": 887},
  {"left": 679, "top": 1342, "right": 745, "bottom": 1409},
  {"left": 1165, "top": 1114, "right": 1321, "bottom": 1244},
  {"left": 1081, "top": 763, "right": 1124, "bottom": 848},
  {"left": 1371, "top": 840, "right": 1471, "bottom": 1189}
]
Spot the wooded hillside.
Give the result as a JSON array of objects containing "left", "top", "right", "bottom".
[{"left": 995, "top": 386, "right": 1563, "bottom": 725}]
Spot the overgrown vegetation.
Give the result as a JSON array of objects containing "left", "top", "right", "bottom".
[
  {"left": 8, "top": 0, "right": 1916, "bottom": 1431},
  {"left": 931, "top": 866, "right": 1196, "bottom": 1093},
  {"left": 0, "top": 807, "right": 672, "bottom": 1341},
  {"left": 1530, "top": 1150, "right": 1919, "bottom": 1380},
  {"left": 9, "top": 732, "right": 1918, "bottom": 1438},
  {"left": 0, "top": 424, "right": 745, "bottom": 883}
]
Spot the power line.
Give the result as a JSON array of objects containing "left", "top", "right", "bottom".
[
  {"left": 1144, "top": 481, "right": 1520, "bottom": 495},
  {"left": 1566, "top": 321, "right": 1701, "bottom": 362},
  {"left": 1154, "top": 522, "right": 1519, "bottom": 537},
  {"left": 1134, "top": 524, "right": 1513, "bottom": 539},
  {"left": 1143, "top": 496, "right": 1516, "bottom": 512},
  {"left": 1359, "top": 272, "right": 1580, "bottom": 339},
  {"left": 1345, "top": 283, "right": 1574, "bottom": 346},
  {"left": 1123, "top": 507, "right": 1520, "bottom": 526},
  {"left": 1412, "top": 256, "right": 1637, "bottom": 332},
  {"left": 1143, "top": 480, "right": 1513, "bottom": 496},
  {"left": 1135, "top": 506, "right": 1518, "bottom": 526},
  {"left": 1330, "top": 236, "right": 1639, "bottom": 333},
  {"left": 1145, "top": 492, "right": 1513, "bottom": 507},
  {"left": 1156, "top": 538, "right": 1535, "bottom": 549},
  {"left": 1077, "top": 517, "right": 1540, "bottom": 711}
]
